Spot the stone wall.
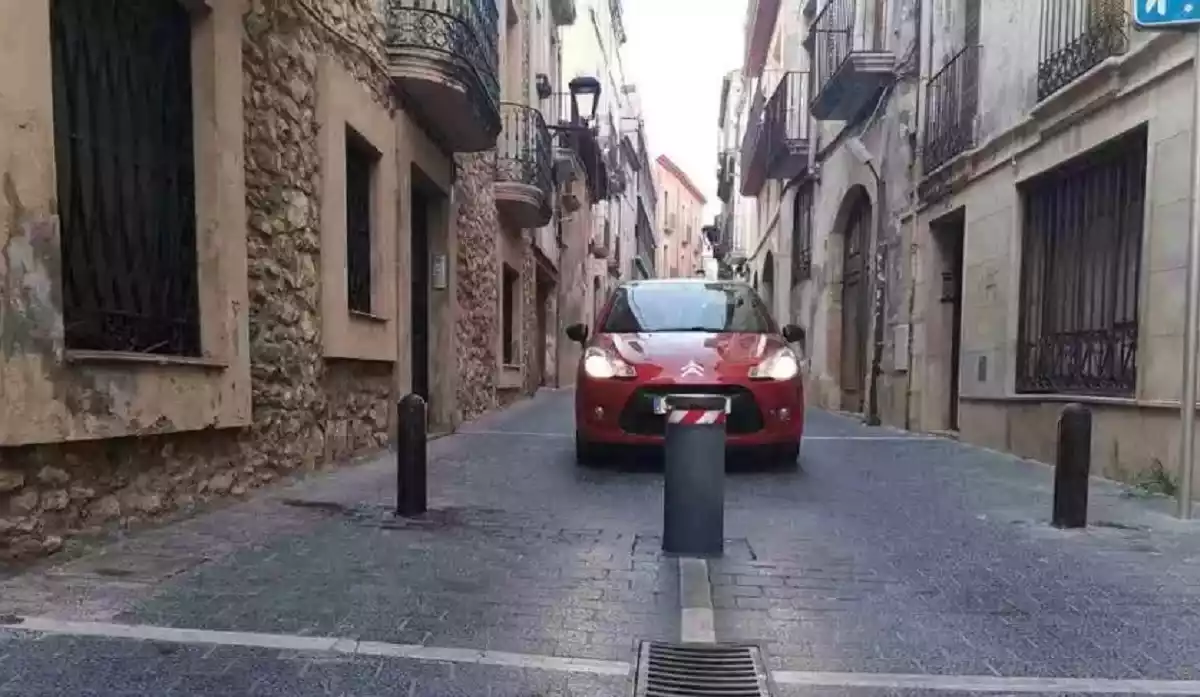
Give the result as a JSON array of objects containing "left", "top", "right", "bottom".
[
  {"left": 322, "top": 360, "right": 393, "bottom": 463},
  {"left": 0, "top": 0, "right": 395, "bottom": 561},
  {"left": 454, "top": 153, "right": 501, "bottom": 421}
]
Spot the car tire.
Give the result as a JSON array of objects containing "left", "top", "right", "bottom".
[
  {"left": 575, "top": 432, "right": 603, "bottom": 467},
  {"left": 777, "top": 443, "right": 801, "bottom": 470}
]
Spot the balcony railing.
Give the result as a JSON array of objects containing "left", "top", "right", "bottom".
[
  {"left": 549, "top": 91, "right": 608, "bottom": 202},
  {"left": 809, "top": 0, "right": 853, "bottom": 106},
  {"left": 923, "top": 44, "right": 980, "bottom": 174},
  {"left": 805, "top": 0, "right": 893, "bottom": 120},
  {"left": 764, "top": 71, "right": 810, "bottom": 180},
  {"left": 738, "top": 86, "right": 767, "bottom": 196},
  {"left": 384, "top": 0, "right": 501, "bottom": 151},
  {"left": 496, "top": 102, "right": 552, "bottom": 227},
  {"left": 1036, "top": 0, "right": 1127, "bottom": 102},
  {"left": 717, "top": 149, "right": 735, "bottom": 203}
]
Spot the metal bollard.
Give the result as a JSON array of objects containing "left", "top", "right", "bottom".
[
  {"left": 396, "top": 393, "right": 428, "bottom": 517},
  {"left": 1052, "top": 402, "right": 1092, "bottom": 529},
  {"left": 662, "top": 394, "right": 729, "bottom": 557}
]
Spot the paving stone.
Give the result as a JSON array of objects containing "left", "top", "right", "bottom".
[{"left": 10, "top": 392, "right": 1200, "bottom": 692}]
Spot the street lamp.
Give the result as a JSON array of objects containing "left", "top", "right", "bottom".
[{"left": 568, "top": 76, "right": 601, "bottom": 126}]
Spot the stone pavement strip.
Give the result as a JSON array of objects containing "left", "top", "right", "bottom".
[{"left": 3, "top": 390, "right": 1200, "bottom": 694}]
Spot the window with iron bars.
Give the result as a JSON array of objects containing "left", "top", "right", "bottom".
[
  {"left": 51, "top": 0, "right": 200, "bottom": 356},
  {"left": 1036, "top": 0, "right": 1127, "bottom": 102},
  {"left": 1016, "top": 126, "right": 1146, "bottom": 397},
  {"left": 346, "top": 127, "right": 379, "bottom": 315},
  {"left": 791, "top": 184, "right": 813, "bottom": 284}
]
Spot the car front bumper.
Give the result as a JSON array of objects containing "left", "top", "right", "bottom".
[{"left": 576, "top": 377, "right": 804, "bottom": 446}]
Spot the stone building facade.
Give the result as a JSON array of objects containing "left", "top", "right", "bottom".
[
  {"left": 724, "top": 0, "right": 1200, "bottom": 495},
  {"left": 0, "top": 0, "right": 598, "bottom": 560}
]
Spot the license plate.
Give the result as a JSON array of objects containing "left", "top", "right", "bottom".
[{"left": 653, "top": 395, "right": 731, "bottom": 415}]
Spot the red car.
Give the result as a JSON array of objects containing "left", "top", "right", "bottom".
[{"left": 565, "top": 279, "right": 806, "bottom": 467}]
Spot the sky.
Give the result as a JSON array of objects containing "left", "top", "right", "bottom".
[{"left": 621, "top": 0, "right": 746, "bottom": 221}]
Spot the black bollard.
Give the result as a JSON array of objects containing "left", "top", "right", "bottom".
[
  {"left": 396, "top": 393, "right": 428, "bottom": 517},
  {"left": 1052, "top": 402, "right": 1092, "bottom": 529},
  {"left": 662, "top": 394, "right": 729, "bottom": 557}
]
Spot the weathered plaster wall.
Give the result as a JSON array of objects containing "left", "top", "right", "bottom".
[
  {"left": 0, "top": 0, "right": 251, "bottom": 448},
  {"left": 0, "top": 0, "right": 396, "bottom": 560},
  {"left": 800, "top": 0, "right": 920, "bottom": 419}
]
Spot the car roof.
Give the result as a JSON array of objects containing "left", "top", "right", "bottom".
[{"left": 619, "top": 278, "right": 753, "bottom": 291}]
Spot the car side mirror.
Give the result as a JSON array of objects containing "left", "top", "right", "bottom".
[
  {"left": 782, "top": 324, "right": 806, "bottom": 348},
  {"left": 565, "top": 323, "right": 589, "bottom": 344}
]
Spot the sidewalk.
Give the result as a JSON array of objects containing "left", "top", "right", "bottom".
[{"left": 0, "top": 391, "right": 672, "bottom": 695}]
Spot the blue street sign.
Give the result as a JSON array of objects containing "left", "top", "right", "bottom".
[{"left": 1134, "top": 0, "right": 1200, "bottom": 27}]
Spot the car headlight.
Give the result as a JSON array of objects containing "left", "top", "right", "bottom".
[
  {"left": 583, "top": 346, "right": 637, "bottom": 379},
  {"left": 749, "top": 346, "right": 801, "bottom": 381}
]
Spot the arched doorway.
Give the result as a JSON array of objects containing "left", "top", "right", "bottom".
[
  {"left": 761, "top": 252, "right": 776, "bottom": 318},
  {"left": 840, "top": 191, "right": 872, "bottom": 413}
]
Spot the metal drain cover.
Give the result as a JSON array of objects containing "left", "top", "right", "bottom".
[{"left": 633, "top": 641, "right": 771, "bottom": 696}]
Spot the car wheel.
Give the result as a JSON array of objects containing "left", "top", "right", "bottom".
[
  {"left": 575, "top": 432, "right": 603, "bottom": 467},
  {"left": 777, "top": 443, "right": 801, "bottom": 470}
]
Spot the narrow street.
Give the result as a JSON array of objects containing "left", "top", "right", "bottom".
[{"left": 4, "top": 390, "right": 1200, "bottom": 695}]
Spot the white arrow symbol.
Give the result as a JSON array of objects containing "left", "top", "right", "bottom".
[{"left": 1146, "top": 0, "right": 1166, "bottom": 14}]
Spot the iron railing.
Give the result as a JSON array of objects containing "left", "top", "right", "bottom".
[
  {"left": 1036, "top": 0, "right": 1127, "bottom": 102},
  {"left": 1016, "top": 127, "right": 1146, "bottom": 397},
  {"left": 765, "top": 71, "right": 810, "bottom": 178},
  {"left": 549, "top": 91, "right": 608, "bottom": 201},
  {"left": 497, "top": 103, "right": 553, "bottom": 197},
  {"left": 923, "top": 44, "right": 980, "bottom": 174},
  {"left": 51, "top": 0, "right": 201, "bottom": 355},
  {"left": 717, "top": 149, "right": 736, "bottom": 203},
  {"left": 791, "top": 183, "right": 814, "bottom": 284},
  {"left": 766, "top": 72, "right": 810, "bottom": 145},
  {"left": 810, "top": 0, "right": 854, "bottom": 105},
  {"left": 738, "top": 86, "right": 767, "bottom": 195},
  {"left": 384, "top": 0, "right": 500, "bottom": 124},
  {"left": 346, "top": 131, "right": 376, "bottom": 314}
]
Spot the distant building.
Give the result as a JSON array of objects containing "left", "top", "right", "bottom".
[{"left": 654, "top": 155, "right": 707, "bottom": 278}]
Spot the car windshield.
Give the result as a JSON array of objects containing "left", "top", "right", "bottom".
[{"left": 601, "top": 282, "right": 776, "bottom": 333}]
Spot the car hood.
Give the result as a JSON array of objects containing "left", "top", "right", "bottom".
[{"left": 603, "top": 332, "right": 784, "bottom": 380}]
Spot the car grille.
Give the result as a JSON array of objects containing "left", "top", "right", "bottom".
[{"left": 618, "top": 385, "right": 765, "bottom": 436}]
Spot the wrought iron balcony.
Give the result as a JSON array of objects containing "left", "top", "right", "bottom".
[
  {"left": 550, "top": 92, "right": 609, "bottom": 203},
  {"left": 496, "top": 103, "right": 553, "bottom": 228},
  {"left": 805, "top": 0, "right": 893, "bottom": 121},
  {"left": 1036, "top": 0, "right": 1127, "bottom": 102},
  {"left": 740, "top": 72, "right": 810, "bottom": 196},
  {"left": 384, "top": 0, "right": 500, "bottom": 152},
  {"left": 739, "top": 86, "right": 768, "bottom": 196},
  {"left": 765, "top": 71, "right": 811, "bottom": 181},
  {"left": 716, "top": 149, "right": 735, "bottom": 203},
  {"left": 923, "top": 44, "right": 980, "bottom": 175}
]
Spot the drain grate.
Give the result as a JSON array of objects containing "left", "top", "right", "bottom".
[{"left": 633, "top": 641, "right": 771, "bottom": 696}]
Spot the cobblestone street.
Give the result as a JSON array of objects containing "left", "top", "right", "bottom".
[{"left": 5, "top": 390, "right": 1200, "bottom": 695}]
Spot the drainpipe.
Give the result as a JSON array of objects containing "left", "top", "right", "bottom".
[{"left": 846, "top": 136, "right": 887, "bottom": 427}]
